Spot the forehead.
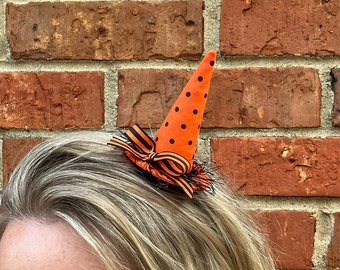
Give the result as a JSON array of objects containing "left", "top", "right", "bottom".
[{"left": 0, "top": 219, "right": 106, "bottom": 270}]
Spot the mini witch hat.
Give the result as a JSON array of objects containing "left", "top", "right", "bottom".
[{"left": 109, "top": 50, "right": 217, "bottom": 198}]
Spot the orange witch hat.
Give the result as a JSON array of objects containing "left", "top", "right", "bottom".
[
  {"left": 154, "top": 50, "right": 216, "bottom": 167},
  {"left": 108, "top": 50, "right": 217, "bottom": 198}
]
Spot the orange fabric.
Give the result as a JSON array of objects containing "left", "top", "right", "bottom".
[
  {"left": 154, "top": 50, "right": 216, "bottom": 167},
  {"left": 108, "top": 51, "right": 217, "bottom": 197},
  {"left": 125, "top": 150, "right": 211, "bottom": 198}
]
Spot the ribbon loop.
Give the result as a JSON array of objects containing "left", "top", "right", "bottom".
[
  {"left": 108, "top": 125, "right": 191, "bottom": 177},
  {"left": 125, "top": 124, "right": 155, "bottom": 154}
]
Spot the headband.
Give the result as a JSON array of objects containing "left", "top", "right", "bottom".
[{"left": 108, "top": 50, "right": 216, "bottom": 198}]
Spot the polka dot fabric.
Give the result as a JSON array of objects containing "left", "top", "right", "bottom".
[
  {"left": 154, "top": 50, "right": 217, "bottom": 168},
  {"left": 108, "top": 50, "right": 217, "bottom": 198}
]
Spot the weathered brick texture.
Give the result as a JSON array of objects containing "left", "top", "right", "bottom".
[
  {"left": 328, "top": 213, "right": 340, "bottom": 268},
  {"left": 2, "top": 138, "right": 44, "bottom": 186},
  {"left": 1, "top": 0, "right": 339, "bottom": 268},
  {"left": 253, "top": 211, "right": 315, "bottom": 269},
  {"left": 117, "top": 68, "right": 321, "bottom": 128},
  {"left": 0, "top": 72, "right": 104, "bottom": 130},
  {"left": 6, "top": 1, "right": 203, "bottom": 60},
  {"left": 212, "top": 137, "right": 340, "bottom": 197},
  {"left": 220, "top": 0, "right": 340, "bottom": 56}
]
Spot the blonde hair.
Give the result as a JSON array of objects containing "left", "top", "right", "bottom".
[{"left": 0, "top": 132, "right": 275, "bottom": 270}]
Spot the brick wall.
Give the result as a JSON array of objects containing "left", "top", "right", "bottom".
[{"left": 1, "top": 0, "right": 340, "bottom": 269}]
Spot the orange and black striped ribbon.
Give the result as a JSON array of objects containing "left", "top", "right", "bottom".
[{"left": 108, "top": 124, "right": 192, "bottom": 177}]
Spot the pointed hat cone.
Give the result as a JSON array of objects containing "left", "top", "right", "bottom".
[{"left": 154, "top": 50, "right": 216, "bottom": 167}]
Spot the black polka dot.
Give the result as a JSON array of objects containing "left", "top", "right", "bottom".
[
  {"left": 188, "top": 140, "right": 193, "bottom": 145},
  {"left": 198, "top": 76, "right": 203, "bottom": 82},
  {"left": 204, "top": 93, "right": 208, "bottom": 98},
  {"left": 175, "top": 107, "right": 179, "bottom": 112},
  {"left": 155, "top": 137, "right": 159, "bottom": 142},
  {"left": 193, "top": 109, "right": 198, "bottom": 114},
  {"left": 186, "top": 92, "right": 191, "bottom": 97},
  {"left": 170, "top": 138, "right": 175, "bottom": 144},
  {"left": 165, "top": 122, "right": 169, "bottom": 127},
  {"left": 210, "top": 60, "right": 215, "bottom": 66},
  {"left": 181, "top": 124, "right": 187, "bottom": 129}
]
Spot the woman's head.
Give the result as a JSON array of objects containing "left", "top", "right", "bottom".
[{"left": 0, "top": 132, "right": 275, "bottom": 270}]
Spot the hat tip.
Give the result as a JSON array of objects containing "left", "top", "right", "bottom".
[
  {"left": 206, "top": 50, "right": 217, "bottom": 57},
  {"left": 203, "top": 50, "right": 217, "bottom": 65}
]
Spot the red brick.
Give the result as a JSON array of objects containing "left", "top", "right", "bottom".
[
  {"left": 0, "top": 72, "right": 104, "bottom": 130},
  {"left": 253, "top": 211, "right": 315, "bottom": 269},
  {"left": 328, "top": 213, "right": 340, "bottom": 268},
  {"left": 212, "top": 137, "right": 340, "bottom": 197},
  {"left": 2, "top": 138, "right": 44, "bottom": 186},
  {"left": 220, "top": 0, "right": 340, "bottom": 56},
  {"left": 6, "top": 1, "right": 203, "bottom": 60},
  {"left": 117, "top": 68, "right": 321, "bottom": 128}
]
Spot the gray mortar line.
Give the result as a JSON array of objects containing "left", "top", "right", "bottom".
[
  {"left": 104, "top": 69, "right": 119, "bottom": 129},
  {"left": 0, "top": 0, "right": 7, "bottom": 61},
  {"left": 203, "top": 0, "right": 221, "bottom": 53},
  {"left": 217, "top": 55, "right": 340, "bottom": 69},
  {"left": 196, "top": 136, "right": 211, "bottom": 164},
  {"left": 0, "top": 129, "right": 80, "bottom": 139},
  {"left": 199, "top": 127, "right": 340, "bottom": 139},
  {"left": 2, "top": 126, "right": 340, "bottom": 140},
  {"left": 2, "top": 56, "right": 340, "bottom": 71},
  {"left": 318, "top": 67, "right": 334, "bottom": 129},
  {"left": 312, "top": 211, "right": 333, "bottom": 269},
  {"left": 8, "top": 0, "right": 179, "bottom": 3},
  {"left": 244, "top": 196, "right": 340, "bottom": 213},
  {"left": 0, "top": 60, "right": 200, "bottom": 72}
]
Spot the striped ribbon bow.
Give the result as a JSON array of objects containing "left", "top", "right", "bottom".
[{"left": 108, "top": 125, "right": 210, "bottom": 198}]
